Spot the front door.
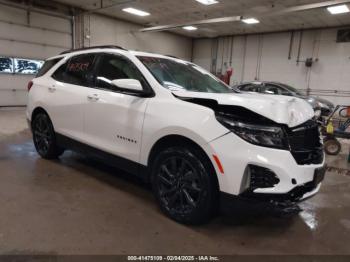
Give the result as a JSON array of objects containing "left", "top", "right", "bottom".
[{"left": 84, "top": 53, "right": 150, "bottom": 163}]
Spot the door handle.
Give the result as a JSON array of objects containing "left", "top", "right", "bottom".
[
  {"left": 48, "top": 87, "right": 56, "bottom": 92},
  {"left": 87, "top": 94, "right": 99, "bottom": 102}
]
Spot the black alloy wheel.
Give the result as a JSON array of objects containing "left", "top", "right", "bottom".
[
  {"left": 158, "top": 156, "right": 202, "bottom": 214},
  {"left": 32, "top": 113, "right": 64, "bottom": 159},
  {"left": 151, "top": 146, "right": 217, "bottom": 224}
]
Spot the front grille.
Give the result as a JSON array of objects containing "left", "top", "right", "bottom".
[
  {"left": 286, "top": 120, "right": 323, "bottom": 165},
  {"left": 320, "top": 107, "right": 332, "bottom": 116}
]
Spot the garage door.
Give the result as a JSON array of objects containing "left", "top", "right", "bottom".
[{"left": 0, "top": 3, "right": 72, "bottom": 106}]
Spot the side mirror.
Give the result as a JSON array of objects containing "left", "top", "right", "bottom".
[{"left": 111, "top": 79, "right": 143, "bottom": 92}]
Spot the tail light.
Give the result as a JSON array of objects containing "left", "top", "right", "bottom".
[{"left": 27, "top": 80, "right": 33, "bottom": 91}]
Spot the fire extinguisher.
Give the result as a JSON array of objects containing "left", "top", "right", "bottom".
[
  {"left": 218, "top": 67, "right": 233, "bottom": 85},
  {"left": 225, "top": 67, "right": 233, "bottom": 85}
]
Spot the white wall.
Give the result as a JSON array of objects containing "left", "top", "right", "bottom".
[
  {"left": 0, "top": 4, "right": 72, "bottom": 106},
  {"left": 85, "top": 14, "right": 192, "bottom": 61},
  {"left": 193, "top": 28, "right": 350, "bottom": 106},
  {"left": 0, "top": 7, "right": 193, "bottom": 106}
]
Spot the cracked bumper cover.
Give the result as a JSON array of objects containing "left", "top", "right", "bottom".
[
  {"left": 220, "top": 180, "right": 323, "bottom": 214},
  {"left": 203, "top": 131, "right": 325, "bottom": 211}
]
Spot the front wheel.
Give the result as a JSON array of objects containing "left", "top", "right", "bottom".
[
  {"left": 151, "top": 146, "right": 218, "bottom": 224},
  {"left": 32, "top": 113, "right": 64, "bottom": 159}
]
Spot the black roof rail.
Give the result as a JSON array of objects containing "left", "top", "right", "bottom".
[
  {"left": 166, "top": 55, "right": 179, "bottom": 59},
  {"left": 59, "top": 45, "right": 127, "bottom": 55}
]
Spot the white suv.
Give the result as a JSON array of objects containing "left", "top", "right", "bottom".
[{"left": 26, "top": 46, "right": 325, "bottom": 224}]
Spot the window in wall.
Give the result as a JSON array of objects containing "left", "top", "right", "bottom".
[
  {"left": 14, "top": 58, "right": 44, "bottom": 74},
  {"left": 0, "top": 56, "right": 44, "bottom": 74},
  {"left": 0, "top": 57, "right": 13, "bottom": 73}
]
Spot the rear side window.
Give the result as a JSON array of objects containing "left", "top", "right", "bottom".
[
  {"left": 36, "top": 58, "right": 62, "bottom": 77},
  {"left": 52, "top": 54, "right": 96, "bottom": 87}
]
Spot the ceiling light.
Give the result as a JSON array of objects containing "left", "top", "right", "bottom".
[
  {"left": 183, "top": 26, "right": 198, "bottom": 31},
  {"left": 327, "top": 4, "right": 349, "bottom": 14},
  {"left": 242, "top": 18, "right": 260, "bottom": 24},
  {"left": 122, "top": 7, "right": 150, "bottom": 17},
  {"left": 195, "top": 0, "right": 219, "bottom": 5}
]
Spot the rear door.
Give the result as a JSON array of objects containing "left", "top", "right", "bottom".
[
  {"left": 49, "top": 53, "right": 97, "bottom": 141},
  {"left": 84, "top": 53, "right": 151, "bottom": 163}
]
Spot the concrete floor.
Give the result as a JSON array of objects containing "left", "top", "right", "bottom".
[{"left": 0, "top": 107, "right": 350, "bottom": 255}]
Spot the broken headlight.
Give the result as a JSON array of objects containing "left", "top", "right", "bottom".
[{"left": 216, "top": 114, "right": 288, "bottom": 149}]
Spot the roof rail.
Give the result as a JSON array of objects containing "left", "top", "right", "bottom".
[
  {"left": 166, "top": 55, "right": 179, "bottom": 59},
  {"left": 59, "top": 45, "right": 127, "bottom": 55}
]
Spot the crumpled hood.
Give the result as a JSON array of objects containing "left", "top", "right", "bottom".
[{"left": 173, "top": 91, "right": 315, "bottom": 128}]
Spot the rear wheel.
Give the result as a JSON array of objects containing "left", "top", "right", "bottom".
[
  {"left": 151, "top": 146, "right": 218, "bottom": 224},
  {"left": 32, "top": 113, "right": 64, "bottom": 159}
]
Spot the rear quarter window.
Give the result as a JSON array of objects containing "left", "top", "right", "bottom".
[{"left": 36, "top": 58, "right": 62, "bottom": 77}]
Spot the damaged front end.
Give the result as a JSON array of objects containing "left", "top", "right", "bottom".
[
  {"left": 220, "top": 166, "right": 325, "bottom": 217},
  {"left": 220, "top": 163, "right": 325, "bottom": 217},
  {"left": 239, "top": 165, "right": 326, "bottom": 202},
  {"left": 214, "top": 106, "right": 324, "bottom": 166},
  {"left": 214, "top": 106, "right": 324, "bottom": 213},
  {"left": 175, "top": 94, "right": 325, "bottom": 215}
]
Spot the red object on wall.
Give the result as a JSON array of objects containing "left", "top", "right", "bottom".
[
  {"left": 226, "top": 67, "right": 233, "bottom": 84},
  {"left": 222, "top": 67, "right": 233, "bottom": 85},
  {"left": 217, "top": 67, "right": 233, "bottom": 85}
]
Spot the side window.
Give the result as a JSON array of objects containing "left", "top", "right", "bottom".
[
  {"left": 279, "top": 87, "right": 292, "bottom": 96},
  {"left": 263, "top": 84, "right": 281, "bottom": 95},
  {"left": 239, "top": 84, "right": 249, "bottom": 91},
  {"left": 95, "top": 54, "right": 146, "bottom": 90},
  {"left": 241, "top": 84, "right": 259, "bottom": 92},
  {"left": 52, "top": 54, "right": 96, "bottom": 86}
]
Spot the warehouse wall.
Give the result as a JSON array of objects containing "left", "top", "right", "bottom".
[
  {"left": 0, "top": 5, "right": 193, "bottom": 106},
  {"left": 0, "top": 3, "right": 72, "bottom": 106},
  {"left": 83, "top": 14, "right": 192, "bottom": 61},
  {"left": 193, "top": 28, "right": 350, "bottom": 105}
]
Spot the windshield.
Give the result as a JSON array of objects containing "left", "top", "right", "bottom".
[
  {"left": 281, "top": 83, "right": 305, "bottom": 96},
  {"left": 138, "top": 56, "right": 237, "bottom": 93}
]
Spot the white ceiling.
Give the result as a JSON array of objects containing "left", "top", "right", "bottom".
[{"left": 55, "top": 0, "right": 350, "bottom": 37}]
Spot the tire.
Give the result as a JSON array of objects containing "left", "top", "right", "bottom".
[
  {"left": 150, "top": 146, "right": 218, "bottom": 224},
  {"left": 324, "top": 139, "right": 341, "bottom": 155},
  {"left": 32, "top": 113, "right": 64, "bottom": 159}
]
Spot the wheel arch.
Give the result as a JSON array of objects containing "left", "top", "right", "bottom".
[
  {"left": 31, "top": 107, "right": 50, "bottom": 128},
  {"left": 147, "top": 134, "right": 219, "bottom": 191}
]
